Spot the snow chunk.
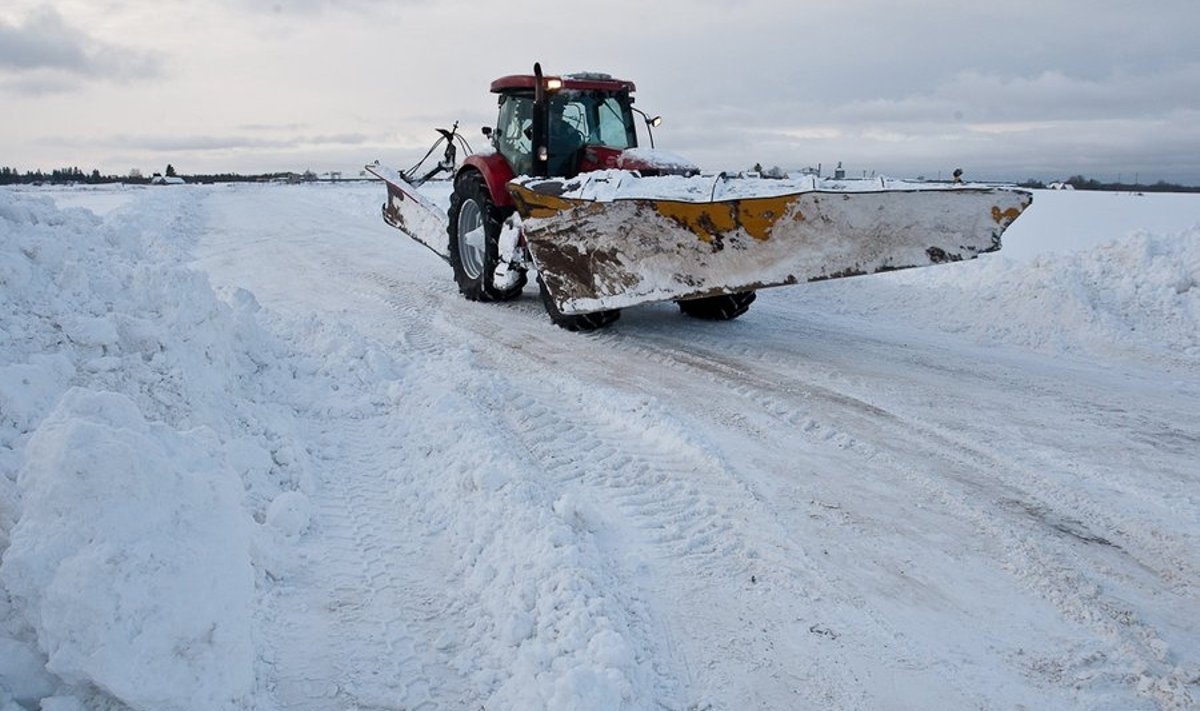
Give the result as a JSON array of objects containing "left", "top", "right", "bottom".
[
  {"left": 618, "top": 147, "right": 699, "bottom": 174},
  {"left": 0, "top": 353, "right": 75, "bottom": 447},
  {"left": 266, "top": 490, "right": 312, "bottom": 537},
  {"left": 0, "top": 637, "right": 56, "bottom": 706}
]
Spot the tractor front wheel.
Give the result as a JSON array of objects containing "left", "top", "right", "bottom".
[{"left": 447, "top": 171, "right": 525, "bottom": 302}]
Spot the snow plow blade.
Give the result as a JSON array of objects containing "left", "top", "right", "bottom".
[
  {"left": 364, "top": 161, "right": 450, "bottom": 261},
  {"left": 509, "top": 176, "right": 1032, "bottom": 315}
]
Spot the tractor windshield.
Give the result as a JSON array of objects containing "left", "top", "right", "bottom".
[
  {"left": 554, "top": 92, "right": 637, "bottom": 150},
  {"left": 547, "top": 92, "right": 637, "bottom": 175},
  {"left": 495, "top": 90, "right": 637, "bottom": 177}
]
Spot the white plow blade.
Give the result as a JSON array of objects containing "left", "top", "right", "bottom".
[
  {"left": 510, "top": 181, "right": 1032, "bottom": 315},
  {"left": 364, "top": 161, "right": 450, "bottom": 260}
]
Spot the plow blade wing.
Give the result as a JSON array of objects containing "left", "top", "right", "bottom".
[
  {"left": 509, "top": 178, "right": 1031, "bottom": 315},
  {"left": 364, "top": 161, "right": 450, "bottom": 261}
]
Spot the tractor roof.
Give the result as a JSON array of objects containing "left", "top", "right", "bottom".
[{"left": 490, "top": 72, "right": 636, "bottom": 94}]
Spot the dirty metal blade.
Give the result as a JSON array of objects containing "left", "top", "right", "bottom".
[
  {"left": 510, "top": 180, "right": 1031, "bottom": 315},
  {"left": 365, "top": 161, "right": 450, "bottom": 261}
]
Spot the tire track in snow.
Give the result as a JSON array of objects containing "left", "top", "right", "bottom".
[
  {"left": 649, "top": 318, "right": 1200, "bottom": 599},
  {"left": 187, "top": 183, "right": 1196, "bottom": 709},
  {"left": 251, "top": 261, "right": 474, "bottom": 710},
  {"left": 342, "top": 270, "right": 693, "bottom": 707},
  {"left": 445, "top": 308, "right": 1194, "bottom": 707},
  {"left": 858, "top": 416, "right": 1200, "bottom": 708},
  {"left": 185, "top": 190, "right": 470, "bottom": 708},
  {"left": 438, "top": 336, "right": 982, "bottom": 709},
  {"left": 356, "top": 271, "right": 456, "bottom": 357},
  {"left": 263, "top": 413, "right": 470, "bottom": 711},
  {"left": 473, "top": 382, "right": 826, "bottom": 708},
  {"left": 605, "top": 328, "right": 1199, "bottom": 708},
  {"left": 336, "top": 258, "right": 1193, "bottom": 707}
]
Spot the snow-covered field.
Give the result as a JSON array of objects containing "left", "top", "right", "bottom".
[{"left": 1, "top": 180, "right": 1198, "bottom": 710}]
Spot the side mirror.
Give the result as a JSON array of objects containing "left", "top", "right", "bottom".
[
  {"left": 481, "top": 126, "right": 493, "bottom": 137},
  {"left": 631, "top": 107, "right": 662, "bottom": 149}
]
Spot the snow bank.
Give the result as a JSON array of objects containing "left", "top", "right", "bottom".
[
  {"left": 816, "top": 224, "right": 1200, "bottom": 367},
  {"left": 1000, "top": 188, "right": 1200, "bottom": 261},
  {"left": 2, "top": 389, "right": 253, "bottom": 710},
  {"left": 0, "top": 189, "right": 308, "bottom": 709}
]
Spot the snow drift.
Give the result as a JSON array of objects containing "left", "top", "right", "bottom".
[
  {"left": 826, "top": 225, "right": 1200, "bottom": 365},
  {"left": 0, "top": 190, "right": 314, "bottom": 709}
]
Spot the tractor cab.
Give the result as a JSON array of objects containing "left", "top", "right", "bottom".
[{"left": 487, "top": 72, "right": 640, "bottom": 179}]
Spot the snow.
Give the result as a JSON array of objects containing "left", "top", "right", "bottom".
[
  {"left": 617, "top": 149, "right": 700, "bottom": 175},
  {"left": 1, "top": 182, "right": 1198, "bottom": 710},
  {"left": 513, "top": 170, "right": 978, "bottom": 203},
  {"left": 4, "top": 389, "right": 254, "bottom": 711}
]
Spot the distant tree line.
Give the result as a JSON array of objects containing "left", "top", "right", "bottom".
[
  {"left": 1017, "top": 175, "right": 1200, "bottom": 193},
  {"left": 0, "top": 166, "right": 362, "bottom": 185},
  {"left": 0, "top": 166, "right": 119, "bottom": 185}
]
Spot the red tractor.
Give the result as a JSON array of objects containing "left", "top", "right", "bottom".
[
  {"left": 445, "top": 65, "right": 746, "bottom": 330},
  {"left": 367, "top": 64, "right": 1031, "bottom": 331}
]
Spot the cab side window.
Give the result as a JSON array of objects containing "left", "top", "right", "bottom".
[
  {"left": 497, "top": 96, "right": 533, "bottom": 176},
  {"left": 595, "top": 97, "right": 635, "bottom": 149}
]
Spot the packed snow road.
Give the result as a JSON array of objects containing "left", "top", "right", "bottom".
[
  {"left": 189, "top": 183, "right": 1198, "bottom": 710},
  {"left": 2, "top": 182, "right": 1197, "bottom": 710}
]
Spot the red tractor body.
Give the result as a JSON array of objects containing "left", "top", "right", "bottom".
[{"left": 461, "top": 70, "right": 647, "bottom": 210}]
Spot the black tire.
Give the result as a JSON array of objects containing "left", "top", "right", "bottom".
[
  {"left": 447, "top": 171, "right": 526, "bottom": 302},
  {"left": 677, "top": 291, "right": 757, "bottom": 320},
  {"left": 538, "top": 276, "right": 620, "bottom": 332}
]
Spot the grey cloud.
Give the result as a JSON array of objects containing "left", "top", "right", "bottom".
[
  {"left": 927, "top": 66, "right": 1200, "bottom": 123},
  {"left": 0, "top": 7, "right": 162, "bottom": 89},
  {"left": 93, "top": 132, "right": 373, "bottom": 152},
  {"left": 663, "top": 92, "right": 1200, "bottom": 183},
  {"left": 239, "top": 122, "right": 310, "bottom": 133},
  {"left": 227, "top": 0, "right": 426, "bottom": 15},
  {"left": 4, "top": 1, "right": 1197, "bottom": 182},
  {"left": 0, "top": 73, "right": 85, "bottom": 96},
  {"left": 307, "top": 133, "right": 373, "bottom": 145},
  {"left": 632, "top": 1, "right": 1198, "bottom": 117},
  {"left": 743, "top": 63, "right": 1200, "bottom": 131},
  {"left": 0, "top": 9, "right": 88, "bottom": 71}
]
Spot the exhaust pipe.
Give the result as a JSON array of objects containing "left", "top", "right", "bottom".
[{"left": 531, "top": 62, "right": 550, "bottom": 178}]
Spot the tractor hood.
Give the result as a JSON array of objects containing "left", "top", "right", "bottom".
[{"left": 617, "top": 149, "right": 700, "bottom": 177}]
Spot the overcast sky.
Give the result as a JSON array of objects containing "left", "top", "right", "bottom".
[{"left": 3, "top": 0, "right": 1198, "bottom": 183}]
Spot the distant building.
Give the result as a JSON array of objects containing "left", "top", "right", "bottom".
[{"left": 150, "top": 173, "right": 185, "bottom": 185}]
